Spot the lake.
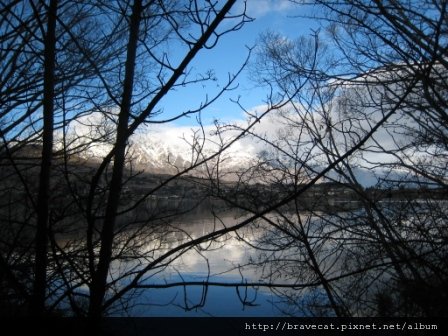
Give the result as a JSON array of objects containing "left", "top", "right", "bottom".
[
  {"left": 57, "top": 197, "right": 446, "bottom": 317},
  {"left": 108, "top": 207, "right": 307, "bottom": 317}
]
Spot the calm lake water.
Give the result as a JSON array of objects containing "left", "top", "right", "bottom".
[
  {"left": 109, "top": 208, "right": 296, "bottom": 317},
  {"left": 54, "top": 196, "right": 445, "bottom": 317},
  {"left": 99, "top": 197, "right": 447, "bottom": 318}
]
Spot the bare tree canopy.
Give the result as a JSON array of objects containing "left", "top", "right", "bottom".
[
  {"left": 0, "top": 0, "right": 253, "bottom": 322},
  {"left": 215, "top": 0, "right": 448, "bottom": 317},
  {"left": 0, "top": 0, "right": 447, "bottom": 331}
]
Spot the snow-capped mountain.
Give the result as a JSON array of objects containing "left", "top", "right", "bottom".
[
  {"left": 58, "top": 112, "right": 259, "bottom": 175},
  {"left": 56, "top": 111, "right": 430, "bottom": 188}
]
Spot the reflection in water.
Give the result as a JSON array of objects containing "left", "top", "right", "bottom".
[
  {"left": 107, "top": 198, "right": 448, "bottom": 317},
  {"left": 110, "top": 209, "right": 292, "bottom": 316},
  {"left": 128, "top": 275, "right": 282, "bottom": 317}
]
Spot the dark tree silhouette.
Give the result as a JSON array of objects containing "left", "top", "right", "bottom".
[
  {"left": 31, "top": 0, "right": 57, "bottom": 316},
  {"left": 1, "top": 0, "right": 254, "bottom": 322},
  {"left": 207, "top": 0, "right": 448, "bottom": 317}
]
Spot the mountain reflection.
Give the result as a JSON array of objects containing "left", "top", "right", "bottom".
[{"left": 109, "top": 208, "right": 287, "bottom": 316}]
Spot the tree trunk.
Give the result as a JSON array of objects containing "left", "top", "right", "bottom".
[
  {"left": 30, "top": 0, "right": 57, "bottom": 316},
  {"left": 88, "top": 0, "right": 142, "bottom": 321}
]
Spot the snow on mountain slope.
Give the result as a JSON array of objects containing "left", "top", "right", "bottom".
[
  {"left": 55, "top": 111, "right": 422, "bottom": 187},
  {"left": 58, "top": 112, "right": 259, "bottom": 174}
]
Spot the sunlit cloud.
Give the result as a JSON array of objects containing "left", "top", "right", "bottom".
[{"left": 58, "top": 88, "right": 424, "bottom": 187}]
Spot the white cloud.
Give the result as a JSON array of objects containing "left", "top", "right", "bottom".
[
  {"left": 242, "top": 0, "right": 295, "bottom": 19},
  {"left": 58, "top": 85, "right": 434, "bottom": 186}
]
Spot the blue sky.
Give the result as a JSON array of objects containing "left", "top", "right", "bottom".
[{"left": 158, "top": 0, "right": 319, "bottom": 127}]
